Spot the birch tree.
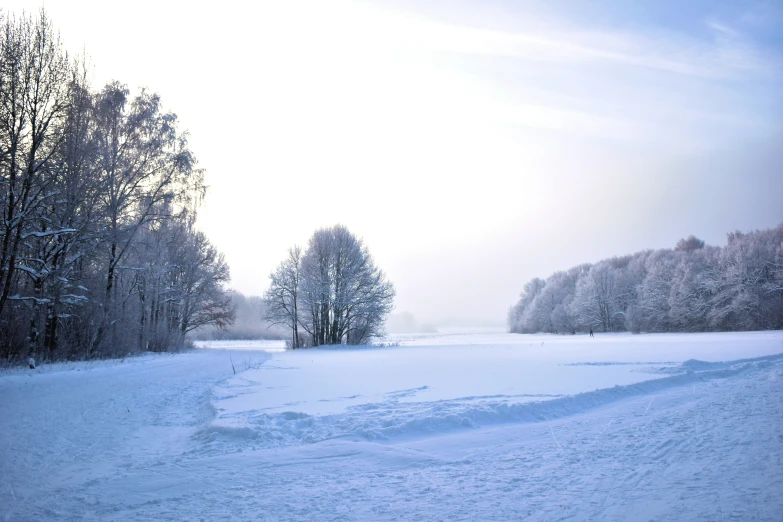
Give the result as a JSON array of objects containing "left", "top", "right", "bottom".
[{"left": 90, "top": 81, "right": 203, "bottom": 353}]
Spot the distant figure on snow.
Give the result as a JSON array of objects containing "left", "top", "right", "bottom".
[{"left": 589, "top": 328, "right": 594, "bottom": 338}]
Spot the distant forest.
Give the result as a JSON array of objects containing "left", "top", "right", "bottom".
[
  {"left": 192, "top": 291, "right": 286, "bottom": 341},
  {"left": 509, "top": 224, "right": 783, "bottom": 334},
  {"left": 0, "top": 11, "right": 233, "bottom": 364}
]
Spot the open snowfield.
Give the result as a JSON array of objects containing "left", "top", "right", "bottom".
[{"left": 2, "top": 331, "right": 782, "bottom": 521}]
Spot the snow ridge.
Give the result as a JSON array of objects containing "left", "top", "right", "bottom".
[{"left": 203, "top": 354, "right": 782, "bottom": 451}]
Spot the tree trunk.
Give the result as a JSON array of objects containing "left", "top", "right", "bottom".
[
  {"left": 44, "top": 297, "right": 58, "bottom": 359},
  {"left": 293, "top": 299, "right": 299, "bottom": 349},
  {"left": 27, "top": 279, "right": 44, "bottom": 362},
  {"left": 106, "top": 242, "right": 117, "bottom": 297},
  {"left": 139, "top": 279, "right": 146, "bottom": 352}
]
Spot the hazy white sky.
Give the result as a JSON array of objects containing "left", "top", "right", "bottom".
[{"left": 6, "top": 0, "right": 783, "bottom": 325}]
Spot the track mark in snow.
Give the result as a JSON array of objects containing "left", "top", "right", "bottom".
[
  {"left": 549, "top": 426, "right": 564, "bottom": 452},
  {"left": 206, "top": 353, "right": 783, "bottom": 452},
  {"left": 386, "top": 385, "right": 430, "bottom": 399}
]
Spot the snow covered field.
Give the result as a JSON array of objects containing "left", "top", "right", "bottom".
[
  {"left": 193, "top": 339, "right": 286, "bottom": 352},
  {"left": 2, "top": 332, "right": 782, "bottom": 520}
]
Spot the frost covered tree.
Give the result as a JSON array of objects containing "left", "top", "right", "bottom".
[
  {"left": 571, "top": 261, "right": 630, "bottom": 333},
  {"left": 265, "top": 225, "right": 394, "bottom": 347},
  {"left": 0, "top": 9, "right": 233, "bottom": 364},
  {"left": 32, "top": 64, "right": 98, "bottom": 357},
  {"left": 550, "top": 265, "right": 589, "bottom": 334},
  {"left": 89, "top": 81, "right": 205, "bottom": 349},
  {"left": 630, "top": 250, "right": 678, "bottom": 332},
  {"left": 92, "top": 82, "right": 203, "bottom": 295},
  {"left": 526, "top": 270, "right": 581, "bottom": 334},
  {"left": 264, "top": 246, "right": 303, "bottom": 348},
  {"left": 0, "top": 11, "right": 70, "bottom": 317},
  {"left": 508, "top": 226, "right": 783, "bottom": 334},
  {"left": 137, "top": 221, "right": 233, "bottom": 350},
  {"left": 667, "top": 246, "right": 720, "bottom": 332},
  {"left": 508, "top": 277, "right": 545, "bottom": 333},
  {"left": 0, "top": 11, "right": 72, "bottom": 362},
  {"left": 707, "top": 226, "right": 783, "bottom": 330}
]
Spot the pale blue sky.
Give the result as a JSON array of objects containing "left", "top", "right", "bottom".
[{"left": 5, "top": 0, "right": 782, "bottom": 324}]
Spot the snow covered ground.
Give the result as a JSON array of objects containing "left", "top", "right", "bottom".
[{"left": 2, "top": 331, "right": 782, "bottom": 520}]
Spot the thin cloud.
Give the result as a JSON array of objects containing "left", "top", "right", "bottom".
[{"left": 363, "top": 4, "right": 780, "bottom": 80}]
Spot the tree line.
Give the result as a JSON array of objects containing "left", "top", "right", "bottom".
[
  {"left": 264, "top": 225, "right": 395, "bottom": 348},
  {"left": 1, "top": 11, "right": 233, "bottom": 364},
  {"left": 509, "top": 224, "right": 783, "bottom": 334}
]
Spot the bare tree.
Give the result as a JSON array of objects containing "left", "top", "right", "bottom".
[
  {"left": 264, "top": 246, "right": 303, "bottom": 348},
  {"left": 0, "top": 9, "right": 233, "bottom": 364},
  {"left": 266, "top": 225, "right": 395, "bottom": 347},
  {"left": 0, "top": 11, "right": 71, "bottom": 362},
  {"left": 90, "top": 81, "right": 204, "bottom": 353},
  {"left": 174, "top": 230, "right": 233, "bottom": 335},
  {"left": 675, "top": 235, "right": 705, "bottom": 253}
]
